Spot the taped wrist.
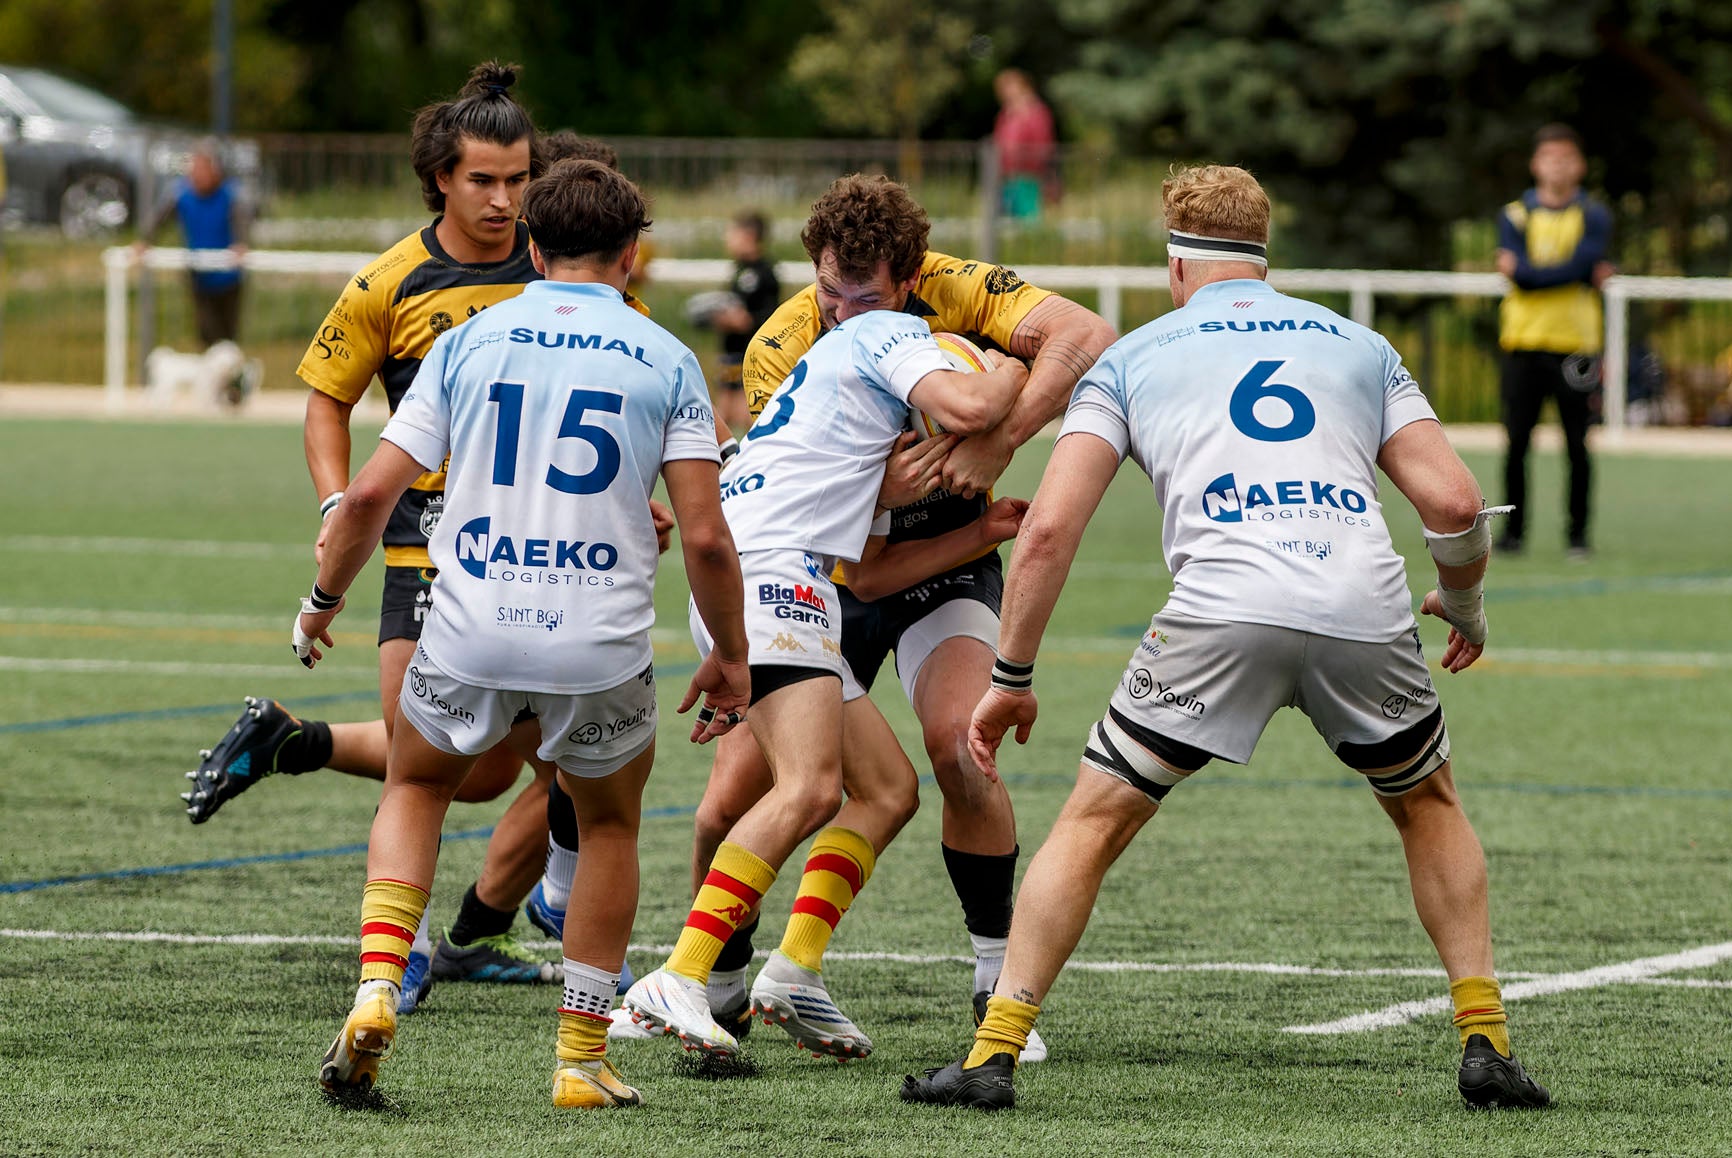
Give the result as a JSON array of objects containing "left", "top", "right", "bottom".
[
  {"left": 719, "top": 437, "right": 740, "bottom": 463},
  {"left": 1436, "top": 584, "right": 1488, "bottom": 645},
  {"left": 991, "top": 655, "right": 1034, "bottom": 694},
  {"left": 319, "top": 491, "right": 345, "bottom": 520},
  {"left": 1423, "top": 504, "right": 1514, "bottom": 568}
]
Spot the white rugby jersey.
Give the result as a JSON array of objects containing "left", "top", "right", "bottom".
[
  {"left": 1060, "top": 279, "right": 1438, "bottom": 642},
  {"left": 383, "top": 280, "right": 720, "bottom": 692},
  {"left": 722, "top": 309, "right": 949, "bottom": 560}
]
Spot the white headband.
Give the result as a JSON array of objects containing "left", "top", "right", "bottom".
[{"left": 1167, "top": 230, "right": 1268, "bottom": 268}]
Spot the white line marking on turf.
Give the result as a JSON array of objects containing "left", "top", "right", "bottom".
[
  {"left": 1283, "top": 940, "right": 1732, "bottom": 1034},
  {"left": 1, "top": 535, "right": 306, "bottom": 559},
  {"left": 0, "top": 606, "right": 289, "bottom": 631},
  {"left": 0, "top": 928, "right": 1542, "bottom": 981}
]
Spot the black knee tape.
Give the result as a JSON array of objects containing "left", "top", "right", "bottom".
[
  {"left": 1338, "top": 706, "right": 1450, "bottom": 797},
  {"left": 546, "top": 775, "right": 580, "bottom": 851},
  {"left": 941, "top": 844, "right": 1018, "bottom": 938}
]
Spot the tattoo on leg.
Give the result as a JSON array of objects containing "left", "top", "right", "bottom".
[{"left": 1012, "top": 987, "right": 1037, "bottom": 1005}]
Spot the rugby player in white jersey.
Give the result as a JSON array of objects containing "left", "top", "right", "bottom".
[
  {"left": 296, "top": 158, "right": 750, "bottom": 1108},
  {"left": 621, "top": 236, "right": 1030, "bottom": 1060},
  {"left": 904, "top": 165, "right": 1551, "bottom": 1112}
]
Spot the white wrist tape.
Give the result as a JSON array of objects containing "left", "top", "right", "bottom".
[
  {"left": 292, "top": 603, "right": 318, "bottom": 667},
  {"left": 319, "top": 491, "right": 345, "bottom": 520},
  {"left": 1435, "top": 584, "right": 1488, "bottom": 646},
  {"left": 1423, "top": 505, "right": 1514, "bottom": 568}
]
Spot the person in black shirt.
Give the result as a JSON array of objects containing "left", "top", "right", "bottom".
[{"left": 706, "top": 211, "right": 780, "bottom": 432}]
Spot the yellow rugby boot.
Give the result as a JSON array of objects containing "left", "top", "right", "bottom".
[
  {"left": 318, "top": 988, "right": 397, "bottom": 1096},
  {"left": 552, "top": 1057, "right": 643, "bottom": 1108}
]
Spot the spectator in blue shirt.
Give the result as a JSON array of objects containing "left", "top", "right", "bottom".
[{"left": 137, "top": 141, "right": 251, "bottom": 348}]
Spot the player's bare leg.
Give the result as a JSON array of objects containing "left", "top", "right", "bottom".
[
  {"left": 627, "top": 676, "right": 845, "bottom": 1056},
  {"left": 902, "top": 763, "right": 1156, "bottom": 1109},
  {"left": 552, "top": 749, "right": 654, "bottom": 1108},
  {"left": 320, "top": 718, "right": 475, "bottom": 1096}
]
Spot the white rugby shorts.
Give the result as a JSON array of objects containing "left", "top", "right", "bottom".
[
  {"left": 688, "top": 548, "right": 865, "bottom": 701},
  {"left": 398, "top": 640, "right": 657, "bottom": 778},
  {"left": 1102, "top": 611, "right": 1438, "bottom": 765},
  {"left": 894, "top": 596, "right": 999, "bottom": 706}
]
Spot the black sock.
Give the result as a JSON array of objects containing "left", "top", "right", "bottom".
[
  {"left": 279, "top": 719, "right": 333, "bottom": 775},
  {"left": 715, "top": 915, "right": 760, "bottom": 972},
  {"left": 942, "top": 844, "right": 1018, "bottom": 938},
  {"left": 546, "top": 775, "right": 580, "bottom": 853},
  {"left": 447, "top": 883, "right": 514, "bottom": 946}
]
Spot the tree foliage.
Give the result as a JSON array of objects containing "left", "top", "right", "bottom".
[
  {"left": 788, "top": 0, "right": 973, "bottom": 143},
  {"left": 1040, "top": 0, "right": 1732, "bottom": 269}
]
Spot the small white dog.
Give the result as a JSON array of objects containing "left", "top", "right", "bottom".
[{"left": 145, "top": 340, "right": 262, "bottom": 409}]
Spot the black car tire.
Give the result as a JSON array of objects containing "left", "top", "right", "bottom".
[{"left": 58, "top": 168, "right": 133, "bottom": 238}]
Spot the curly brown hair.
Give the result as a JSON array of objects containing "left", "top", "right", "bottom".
[
  {"left": 800, "top": 174, "right": 929, "bottom": 284},
  {"left": 410, "top": 61, "right": 540, "bottom": 213}
]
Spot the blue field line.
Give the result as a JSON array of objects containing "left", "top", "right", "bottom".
[
  {"left": 0, "top": 803, "right": 699, "bottom": 894},
  {"left": 4, "top": 767, "right": 1725, "bottom": 896},
  {"left": 0, "top": 690, "right": 378, "bottom": 735}
]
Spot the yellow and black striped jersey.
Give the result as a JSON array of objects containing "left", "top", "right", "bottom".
[{"left": 297, "top": 220, "right": 540, "bottom": 568}]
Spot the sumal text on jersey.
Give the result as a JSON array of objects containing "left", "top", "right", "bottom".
[
  {"left": 508, "top": 328, "right": 654, "bottom": 365},
  {"left": 1196, "top": 319, "right": 1349, "bottom": 339}
]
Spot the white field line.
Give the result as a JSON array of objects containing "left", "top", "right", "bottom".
[
  {"left": 1283, "top": 940, "right": 1732, "bottom": 1034},
  {"left": 1, "top": 535, "right": 305, "bottom": 560}
]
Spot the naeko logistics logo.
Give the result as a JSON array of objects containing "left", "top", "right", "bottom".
[
  {"left": 1202, "top": 473, "right": 1375, "bottom": 527},
  {"left": 455, "top": 516, "right": 619, "bottom": 586}
]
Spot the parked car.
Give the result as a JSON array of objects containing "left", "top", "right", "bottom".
[{"left": 0, "top": 65, "right": 257, "bottom": 237}]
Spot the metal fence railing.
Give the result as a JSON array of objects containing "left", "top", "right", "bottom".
[{"left": 94, "top": 247, "right": 1732, "bottom": 430}]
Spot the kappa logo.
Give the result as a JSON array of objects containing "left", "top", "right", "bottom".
[
  {"left": 713, "top": 901, "right": 749, "bottom": 924},
  {"left": 821, "top": 636, "right": 842, "bottom": 655},
  {"left": 767, "top": 632, "right": 806, "bottom": 652}
]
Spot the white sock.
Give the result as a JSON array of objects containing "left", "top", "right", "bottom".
[
  {"left": 706, "top": 966, "right": 749, "bottom": 1015},
  {"left": 541, "top": 838, "right": 579, "bottom": 912},
  {"left": 970, "top": 933, "right": 1008, "bottom": 996},
  {"left": 410, "top": 908, "right": 434, "bottom": 957},
  {"left": 561, "top": 957, "right": 620, "bottom": 1018},
  {"left": 356, "top": 977, "right": 401, "bottom": 1011}
]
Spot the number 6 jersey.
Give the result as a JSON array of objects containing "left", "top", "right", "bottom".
[
  {"left": 1060, "top": 279, "right": 1438, "bottom": 643},
  {"left": 382, "top": 280, "right": 721, "bottom": 693}
]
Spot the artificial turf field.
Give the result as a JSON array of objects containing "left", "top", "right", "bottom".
[{"left": 2, "top": 415, "right": 1729, "bottom": 1157}]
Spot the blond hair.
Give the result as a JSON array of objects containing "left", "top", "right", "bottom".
[{"left": 1162, "top": 165, "right": 1270, "bottom": 245}]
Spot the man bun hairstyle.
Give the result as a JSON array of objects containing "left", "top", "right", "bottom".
[
  {"left": 1161, "top": 164, "right": 1271, "bottom": 246},
  {"left": 522, "top": 158, "right": 651, "bottom": 266},
  {"left": 801, "top": 174, "right": 929, "bottom": 284},
  {"left": 410, "top": 60, "right": 540, "bottom": 213}
]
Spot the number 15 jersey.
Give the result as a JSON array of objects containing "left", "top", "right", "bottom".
[
  {"left": 1060, "top": 279, "right": 1438, "bottom": 643},
  {"left": 383, "top": 280, "right": 720, "bottom": 693}
]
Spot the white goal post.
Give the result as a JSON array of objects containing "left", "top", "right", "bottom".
[{"left": 102, "top": 246, "right": 1732, "bottom": 431}]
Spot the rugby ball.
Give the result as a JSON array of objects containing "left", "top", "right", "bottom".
[{"left": 910, "top": 332, "right": 992, "bottom": 437}]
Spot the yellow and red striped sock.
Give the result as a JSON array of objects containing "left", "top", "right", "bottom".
[
  {"left": 966, "top": 994, "right": 1040, "bottom": 1068},
  {"left": 778, "top": 827, "right": 875, "bottom": 973},
  {"left": 556, "top": 1010, "right": 610, "bottom": 1063},
  {"left": 667, "top": 842, "right": 777, "bottom": 986},
  {"left": 1450, "top": 975, "right": 1511, "bottom": 1057},
  {"left": 359, "top": 878, "right": 430, "bottom": 987}
]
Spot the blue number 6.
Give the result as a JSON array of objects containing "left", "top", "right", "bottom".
[{"left": 1229, "top": 359, "right": 1316, "bottom": 443}]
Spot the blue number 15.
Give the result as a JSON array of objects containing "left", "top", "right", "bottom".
[{"left": 487, "top": 383, "right": 624, "bottom": 494}]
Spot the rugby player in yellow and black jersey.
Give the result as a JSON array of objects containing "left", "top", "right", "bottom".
[
  {"left": 686, "top": 175, "right": 1116, "bottom": 1054},
  {"left": 183, "top": 62, "right": 579, "bottom": 1007}
]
